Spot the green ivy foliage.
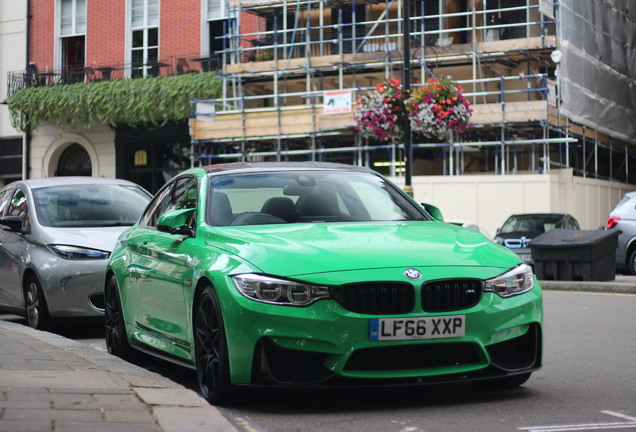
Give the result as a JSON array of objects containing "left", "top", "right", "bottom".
[{"left": 7, "top": 72, "right": 221, "bottom": 132}]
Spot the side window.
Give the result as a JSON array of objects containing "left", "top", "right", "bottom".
[
  {"left": 172, "top": 176, "right": 198, "bottom": 211},
  {"left": 139, "top": 176, "right": 198, "bottom": 228},
  {"left": 7, "top": 189, "right": 30, "bottom": 229},
  {"left": 0, "top": 189, "right": 14, "bottom": 216},
  {"left": 139, "top": 186, "right": 172, "bottom": 228}
]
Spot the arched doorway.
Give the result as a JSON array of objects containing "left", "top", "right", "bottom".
[{"left": 56, "top": 143, "right": 92, "bottom": 176}]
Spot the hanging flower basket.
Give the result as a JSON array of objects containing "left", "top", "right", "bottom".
[
  {"left": 406, "top": 76, "right": 473, "bottom": 140},
  {"left": 353, "top": 76, "right": 472, "bottom": 142},
  {"left": 353, "top": 78, "right": 406, "bottom": 142}
]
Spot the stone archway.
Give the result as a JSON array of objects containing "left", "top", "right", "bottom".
[{"left": 55, "top": 143, "right": 92, "bottom": 176}]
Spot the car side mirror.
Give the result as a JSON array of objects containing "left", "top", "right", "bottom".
[
  {"left": 421, "top": 203, "right": 444, "bottom": 221},
  {"left": 0, "top": 216, "right": 23, "bottom": 232},
  {"left": 157, "top": 208, "right": 196, "bottom": 237}
]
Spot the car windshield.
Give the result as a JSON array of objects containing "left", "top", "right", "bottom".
[
  {"left": 499, "top": 214, "right": 566, "bottom": 234},
  {"left": 207, "top": 170, "right": 428, "bottom": 226},
  {"left": 33, "top": 184, "right": 151, "bottom": 227}
]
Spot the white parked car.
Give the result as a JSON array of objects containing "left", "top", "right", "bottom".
[{"left": 0, "top": 177, "right": 152, "bottom": 329}]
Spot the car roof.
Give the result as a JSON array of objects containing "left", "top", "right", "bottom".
[
  {"left": 200, "top": 162, "right": 373, "bottom": 176},
  {"left": 509, "top": 213, "right": 568, "bottom": 216},
  {"left": 9, "top": 177, "right": 143, "bottom": 190}
]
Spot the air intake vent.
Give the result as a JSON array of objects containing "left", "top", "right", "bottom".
[
  {"left": 421, "top": 279, "right": 483, "bottom": 312},
  {"left": 331, "top": 282, "right": 414, "bottom": 315},
  {"left": 344, "top": 342, "right": 480, "bottom": 371}
]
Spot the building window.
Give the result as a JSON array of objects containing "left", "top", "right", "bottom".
[
  {"left": 134, "top": 150, "right": 148, "bottom": 166},
  {"left": 131, "top": 0, "right": 160, "bottom": 78},
  {"left": 207, "top": 0, "right": 224, "bottom": 20},
  {"left": 206, "top": 0, "right": 226, "bottom": 68},
  {"left": 0, "top": 139, "right": 22, "bottom": 183},
  {"left": 60, "top": 0, "right": 86, "bottom": 36},
  {"left": 56, "top": 144, "right": 92, "bottom": 176},
  {"left": 59, "top": 0, "right": 86, "bottom": 83}
]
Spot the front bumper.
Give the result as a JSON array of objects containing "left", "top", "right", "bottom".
[
  {"left": 219, "top": 275, "right": 543, "bottom": 387},
  {"left": 251, "top": 323, "right": 541, "bottom": 387},
  {"left": 39, "top": 257, "right": 107, "bottom": 317}
]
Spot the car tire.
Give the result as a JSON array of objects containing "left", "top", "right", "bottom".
[
  {"left": 194, "top": 286, "right": 235, "bottom": 405},
  {"left": 24, "top": 274, "right": 53, "bottom": 330},
  {"left": 104, "top": 275, "right": 135, "bottom": 361},
  {"left": 474, "top": 372, "right": 532, "bottom": 389},
  {"left": 628, "top": 249, "right": 636, "bottom": 275}
]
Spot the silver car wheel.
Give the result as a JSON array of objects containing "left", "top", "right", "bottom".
[
  {"left": 26, "top": 282, "right": 40, "bottom": 327},
  {"left": 24, "top": 275, "right": 52, "bottom": 330}
]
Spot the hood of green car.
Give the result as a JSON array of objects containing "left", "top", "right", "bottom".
[{"left": 205, "top": 221, "right": 520, "bottom": 276}]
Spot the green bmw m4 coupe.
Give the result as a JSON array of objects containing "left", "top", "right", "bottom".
[{"left": 105, "top": 162, "right": 543, "bottom": 404}]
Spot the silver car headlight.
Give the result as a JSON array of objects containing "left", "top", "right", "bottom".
[
  {"left": 484, "top": 264, "right": 535, "bottom": 298},
  {"left": 232, "top": 274, "right": 331, "bottom": 306},
  {"left": 48, "top": 245, "right": 110, "bottom": 260}
]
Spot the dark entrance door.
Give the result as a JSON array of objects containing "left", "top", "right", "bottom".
[
  {"left": 115, "top": 123, "right": 192, "bottom": 194},
  {"left": 62, "top": 36, "right": 86, "bottom": 83}
]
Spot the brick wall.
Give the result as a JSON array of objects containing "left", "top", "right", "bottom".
[
  {"left": 160, "top": 0, "right": 201, "bottom": 58},
  {"left": 29, "top": 0, "right": 56, "bottom": 69},
  {"left": 28, "top": 0, "right": 203, "bottom": 70},
  {"left": 87, "top": 0, "right": 126, "bottom": 64}
]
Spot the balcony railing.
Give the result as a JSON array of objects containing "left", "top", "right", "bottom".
[{"left": 5, "top": 55, "right": 221, "bottom": 100}]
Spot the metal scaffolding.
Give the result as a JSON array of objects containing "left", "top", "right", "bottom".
[{"left": 189, "top": 0, "right": 635, "bottom": 183}]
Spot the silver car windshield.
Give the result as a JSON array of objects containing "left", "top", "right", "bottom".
[
  {"left": 207, "top": 170, "right": 428, "bottom": 226},
  {"left": 499, "top": 214, "right": 566, "bottom": 234},
  {"left": 32, "top": 184, "right": 151, "bottom": 227}
]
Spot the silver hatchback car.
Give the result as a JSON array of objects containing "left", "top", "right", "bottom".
[
  {"left": 0, "top": 177, "right": 151, "bottom": 329},
  {"left": 606, "top": 191, "right": 636, "bottom": 274}
]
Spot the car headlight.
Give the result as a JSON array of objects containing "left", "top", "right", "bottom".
[
  {"left": 232, "top": 274, "right": 331, "bottom": 306},
  {"left": 48, "top": 245, "right": 110, "bottom": 260},
  {"left": 484, "top": 264, "right": 535, "bottom": 298}
]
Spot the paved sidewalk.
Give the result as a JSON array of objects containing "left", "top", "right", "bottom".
[
  {"left": 0, "top": 319, "right": 238, "bottom": 432},
  {"left": 538, "top": 274, "right": 636, "bottom": 294}
]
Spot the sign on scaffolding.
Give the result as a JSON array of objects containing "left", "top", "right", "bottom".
[
  {"left": 539, "top": 0, "right": 554, "bottom": 19},
  {"left": 547, "top": 80, "right": 557, "bottom": 107},
  {"left": 195, "top": 102, "right": 215, "bottom": 121},
  {"left": 323, "top": 90, "right": 352, "bottom": 115}
]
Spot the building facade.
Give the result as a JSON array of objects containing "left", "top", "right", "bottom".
[
  {"left": 0, "top": 2, "right": 27, "bottom": 187},
  {"left": 8, "top": 0, "right": 223, "bottom": 193},
  {"left": 4, "top": 0, "right": 636, "bottom": 233}
]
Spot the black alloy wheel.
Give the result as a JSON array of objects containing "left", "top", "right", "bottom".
[
  {"left": 24, "top": 274, "right": 52, "bottom": 330},
  {"left": 628, "top": 249, "right": 636, "bottom": 275},
  {"left": 104, "top": 276, "right": 134, "bottom": 360},
  {"left": 194, "top": 286, "right": 234, "bottom": 405}
]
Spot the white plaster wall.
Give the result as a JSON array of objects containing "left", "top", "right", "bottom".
[
  {"left": 392, "top": 169, "right": 634, "bottom": 237},
  {"left": 0, "top": 1, "right": 26, "bottom": 137},
  {"left": 29, "top": 123, "right": 117, "bottom": 179}
]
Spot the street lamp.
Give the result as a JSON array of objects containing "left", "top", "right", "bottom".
[{"left": 402, "top": 0, "right": 413, "bottom": 196}]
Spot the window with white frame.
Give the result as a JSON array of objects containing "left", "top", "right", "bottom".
[
  {"left": 59, "top": 0, "right": 86, "bottom": 83},
  {"left": 60, "top": 0, "right": 86, "bottom": 36},
  {"left": 130, "top": 0, "right": 160, "bottom": 77},
  {"left": 207, "top": 0, "right": 224, "bottom": 19},
  {"left": 206, "top": 0, "right": 226, "bottom": 67}
]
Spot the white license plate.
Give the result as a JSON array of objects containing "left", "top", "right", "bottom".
[{"left": 369, "top": 315, "right": 465, "bottom": 341}]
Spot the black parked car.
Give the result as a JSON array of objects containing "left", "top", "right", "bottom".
[{"left": 494, "top": 213, "right": 581, "bottom": 265}]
